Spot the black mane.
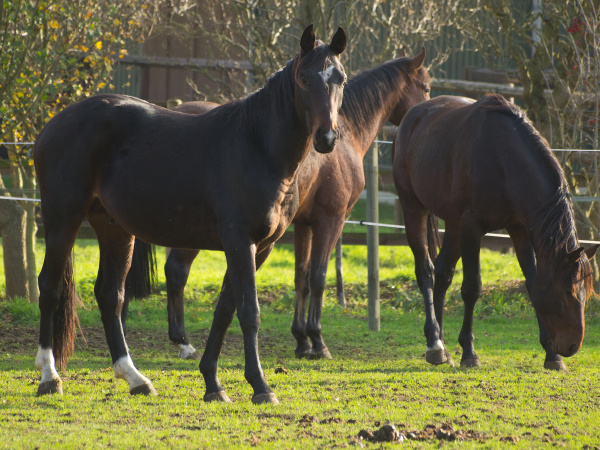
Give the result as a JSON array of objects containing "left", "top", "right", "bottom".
[
  {"left": 341, "top": 57, "right": 419, "bottom": 131},
  {"left": 479, "top": 95, "right": 580, "bottom": 258},
  {"left": 212, "top": 41, "right": 334, "bottom": 135}
]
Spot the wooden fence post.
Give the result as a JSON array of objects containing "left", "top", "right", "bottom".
[{"left": 366, "top": 143, "right": 380, "bottom": 331}]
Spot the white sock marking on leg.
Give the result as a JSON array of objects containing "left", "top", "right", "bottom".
[
  {"left": 176, "top": 343, "right": 197, "bottom": 359},
  {"left": 426, "top": 339, "right": 445, "bottom": 352},
  {"left": 35, "top": 347, "right": 60, "bottom": 383},
  {"left": 113, "top": 355, "right": 152, "bottom": 390}
]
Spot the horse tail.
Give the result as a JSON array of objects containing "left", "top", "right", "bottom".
[
  {"left": 427, "top": 213, "right": 441, "bottom": 261},
  {"left": 125, "top": 238, "right": 157, "bottom": 299},
  {"left": 53, "top": 253, "right": 80, "bottom": 372}
]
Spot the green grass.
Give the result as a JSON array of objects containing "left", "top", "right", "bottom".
[{"left": 2, "top": 238, "right": 600, "bottom": 448}]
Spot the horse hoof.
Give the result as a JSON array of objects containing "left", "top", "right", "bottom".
[
  {"left": 185, "top": 351, "right": 202, "bottom": 361},
  {"left": 460, "top": 357, "right": 481, "bottom": 368},
  {"left": 37, "top": 379, "right": 62, "bottom": 396},
  {"left": 204, "top": 391, "right": 232, "bottom": 403},
  {"left": 309, "top": 347, "right": 332, "bottom": 360},
  {"left": 425, "top": 349, "right": 447, "bottom": 365},
  {"left": 295, "top": 347, "right": 312, "bottom": 359},
  {"left": 445, "top": 351, "right": 456, "bottom": 368},
  {"left": 130, "top": 383, "right": 158, "bottom": 396},
  {"left": 544, "top": 360, "right": 567, "bottom": 372},
  {"left": 252, "top": 393, "right": 279, "bottom": 405}
]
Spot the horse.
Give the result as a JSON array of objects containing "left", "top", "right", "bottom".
[
  {"left": 33, "top": 24, "right": 348, "bottom": 405},
  {"left": 128, "top": 49, "right": 431, "bottom": 361},
  {"left": 392, "top": 94, "right": 598, "bottom": 371}
]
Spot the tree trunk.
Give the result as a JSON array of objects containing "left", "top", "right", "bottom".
[
  {"left": 24, "top": 169, "right": 38, "bottom": 303},
  {"left": 0, "top": 199, "right": 29, "bottom": 299}
]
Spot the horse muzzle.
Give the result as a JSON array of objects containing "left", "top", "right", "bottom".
[
  {"left": 314, "top": 127, "right": 338, "bottom": 154},
  {"left": 551, "top": 334, "right": 583, "bottom": 357}
]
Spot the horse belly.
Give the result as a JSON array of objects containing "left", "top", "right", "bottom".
[{"left": 97, "top": 177, "right": 222, "bottom": 250}]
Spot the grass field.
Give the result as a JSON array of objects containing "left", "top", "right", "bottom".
[{"left": 2, "top": 239, "right": 600, "bottom": 448}]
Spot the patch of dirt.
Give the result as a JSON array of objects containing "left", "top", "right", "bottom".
[{"left": 356, "top": 423, "right": 488, "bottom": 444}]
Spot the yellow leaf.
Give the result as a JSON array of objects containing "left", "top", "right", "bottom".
[
  {"left": 114, "top": 19, "right": 120, "bottom": 25},
  {"left": 95, "top": 41, "right": 102, "bottom": 50},
  {"left": 49, "top": 20, "right": 60, "bottom": 29}
]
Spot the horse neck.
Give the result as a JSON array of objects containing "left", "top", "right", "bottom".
[
  {"left": 341, "top": 63, "right": 408, "bottom": 158},
  {"left": 507, "top": 144, "right": 578, "bottom": 262},
  {"left": 243, "top": 66, "right": 311, "bottom": 180}
]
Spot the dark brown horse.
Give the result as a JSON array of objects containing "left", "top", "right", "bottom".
[
  {"left": 392, "top": 94, "right": 598, "bottom": 370},
  {"left": 135, "top": 50, "right": 431, "bottom": 361},
  {"left": 33, "top": 25, "right": 347, "bottom": 404}
]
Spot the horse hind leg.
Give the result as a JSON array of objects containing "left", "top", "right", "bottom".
[
  {"left": 165, "top": 248, "right": 201, "bottom": 360},
  {"left": 432, "top": 223, "right": 461, "bottom": 367},
  {"left": 87, "top": 210, "right": 156, "bottom": 395},
  {"left": 36, "top": 221, "right": 82, "bottom": 395},
  {"left": 402, "top": 200, "right": 446, "bottom": 365}
]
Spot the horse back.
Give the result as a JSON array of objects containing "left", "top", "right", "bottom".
[{"left": 394, "top": 95, "right": 530, "bottom": 227}]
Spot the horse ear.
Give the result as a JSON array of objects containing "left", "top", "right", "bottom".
[
  {"left": 585, "top": 244, "right": 600, "bottom": 260},
  {"left": 407, "top": 47, "right": 426, "bottom": 72},
  {"left": 396, "top": 47, "right": 407, "bottom": 58},
  {"left": 329, "top": 27, "right": 347, "bottom": 55},
  {"left": 558, "top": 247, "right": 585, "bottom": 271},
  {"left": 301, "top": 24, "right": 316, "bottom": 53}
]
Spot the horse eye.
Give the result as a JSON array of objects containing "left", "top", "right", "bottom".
[
  {"left": 425, "top": 87, "right": 431, "bottom": 94},
  {"left": 300, "top": 74, "right": 310, "bottom": 86}
]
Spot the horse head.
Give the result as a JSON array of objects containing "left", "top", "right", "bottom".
[
  {"left": 294, "top": 24, "right": 347, "bottom": 154},
  {"left": 388, "top": 48, "right": 431, "bottom": 125},
  {"left": 531, "top": 244, "right": 599, "bottom": 357}
]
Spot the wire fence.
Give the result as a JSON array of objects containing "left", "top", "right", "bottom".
[{"left": 2, "top": 141, "right": 600, "bottom": 245}]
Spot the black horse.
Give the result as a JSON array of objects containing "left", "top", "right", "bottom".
[
  {"left": 33, "top": 25, "right": 347, "bottom": 404},
  {"left": 125, "top": 50, "right": 431, "bottom": 361},
  {"left": 392, "top": 94, "right": 598, "bottom": 370}
]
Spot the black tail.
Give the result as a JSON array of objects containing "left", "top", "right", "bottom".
[
  {"left": 125, "top": 238, "right": 157, "bottom": 299},
  {"left": 426, "top": 213, "right": 441, "bottom": 261},
  {"left": 52, "top": 253, "right": 80, "bottom": 372}
]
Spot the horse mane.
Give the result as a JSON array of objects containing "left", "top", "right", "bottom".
[
  {"left": 530, "top": 186, "right": 579, "bottom": 258},
  {"left": 212, "top": 40, "right": 331, "bottom": 133},
  {"left": 210, "top": 58, "right": 297, "bottom": 132},
  {"left": 478, "top": 94, "right": 579, "bottom": 258},
  {"left": 341, "top": 57, "right": 422, "bottom": 132},
  {"left": 479, "top": 93, "right": 596, "bottom": 295}
]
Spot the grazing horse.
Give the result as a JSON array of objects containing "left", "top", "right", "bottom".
[
  {"left": 132, "top": 50, "right": 431, "bottom": 360},
  {"left": 33, "top": 25, "right": 347, "bottom": 404},
  {"left": 392, "top": 94, "right": 598, "bottom": 370}
]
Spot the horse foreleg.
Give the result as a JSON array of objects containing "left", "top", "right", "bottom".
[
  {"left": 292, "top": 224, "right": 312, "bottom": 358},
  {"left": 165, "top": 248, "right": 201, "bottom": 360},
  {"left": 306, "top": 218, "right": 344, "bottom": 359},
  {"left": 203, "top": 238, "right": 277, "bottom": 404},
  {"left": 458, "top": 214, "right": 483, "bottom": 367},
  {"left": 403, "top": 203, "right": 445, "bottom": 364},
  {"left": 507, "top": 225, "right": 566, "bottom": 371}
]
